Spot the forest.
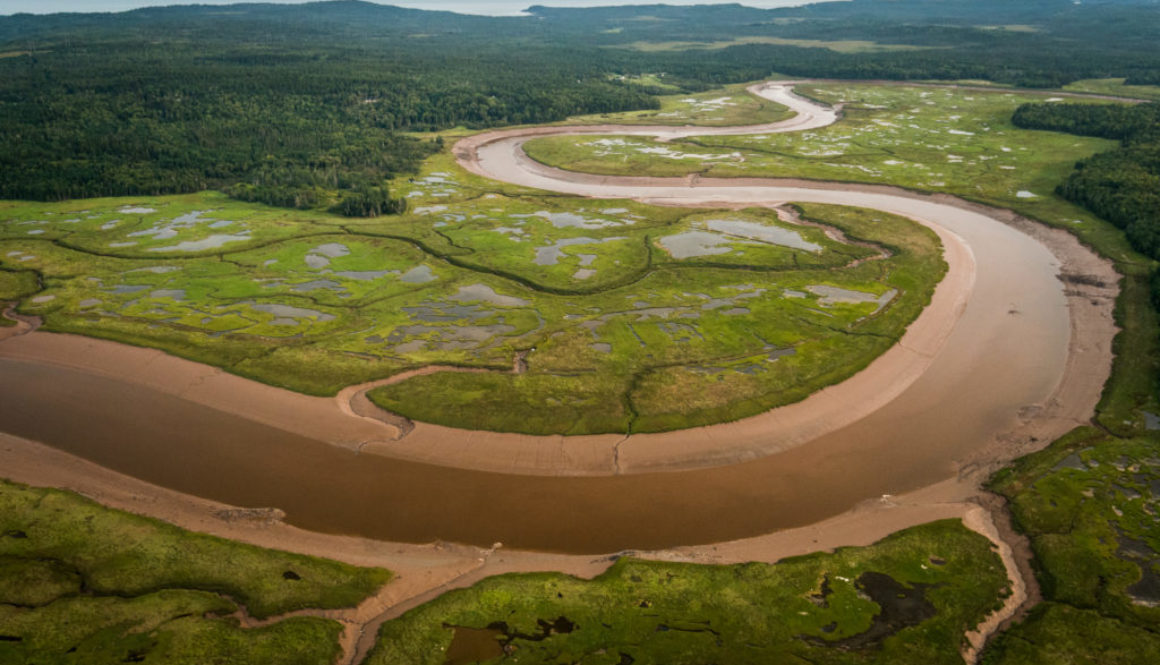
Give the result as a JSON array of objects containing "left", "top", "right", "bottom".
[
  {"left": 3, "top": 0, "right": 1160, "bottom": 212},
  {"left": 1014, "top": 101, "right": 1160, "bottom": 307},
  {"left": 1014, "top": 103, "right": 1160, "bottom": 260}
]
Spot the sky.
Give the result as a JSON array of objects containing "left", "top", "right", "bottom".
[{"left": 2, "top": 0, "right": 817, "bottom": 16}]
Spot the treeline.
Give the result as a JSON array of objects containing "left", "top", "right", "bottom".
[
  {"left": 0, "top": 44, "right": 657, "bottom": 213},
  {"left": 1014, "top": 101, "right": 1160, "bottom": 300},
  {"left": 1013, "top": 103, "right": 1160, "bottom": 141},
  {"left": 3, "top": 0, "right": 1160, "bottom": 213}
]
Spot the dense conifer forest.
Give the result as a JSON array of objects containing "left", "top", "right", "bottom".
[
  {"left": 3, "top": 0, "right": 1160, "bottom": 212},
  {"left": 1014, "top": 102, "right": 1160, "bottom": 294}
]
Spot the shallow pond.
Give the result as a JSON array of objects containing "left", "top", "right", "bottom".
[
  {"left": 706, "top": 218, "right": 821, "bottom": 252},
  {"left": 245, "top": 302, "right": 335, "bottom": 322},
  {"left": 533, "top": 237, "right": 607, "bottom": 266},
  {"left": 400, "top": 265, "right": 437, "bottom": 284},
  {"left": 807, "top": 285, "right": 897, "bottom": 313},
  {"left": 657, "top": 231, "right": 741, "bottom": 259},
  {"left": 148, "top": 233, "right": 251, "bottom": 253},
  {"left": 450, "top": 284, "right": 529, "bottom": 307}
]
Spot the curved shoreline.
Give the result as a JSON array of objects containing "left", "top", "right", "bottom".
[
  {"left": 0, "top": 429, "right": 1033, "bottom": 665},
  {"left": 0, "top": 82, "right": 1117, "bottom": 482},
  {"left": 0, "top": 302, "right": 39, "bottom": 341},
  {"left": 0, "top": 79, "right": 1123, "bottom": 654}
]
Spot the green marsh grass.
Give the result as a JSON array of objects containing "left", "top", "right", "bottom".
[
  {"left": 368, "top": 520, "right": 1008, "bottom": 665},
  {"left": 2, "top": 163, "right": 936, "bottom": 433},
  {"left": 0, "top": 480, "right": 390, "bottom": 664}
]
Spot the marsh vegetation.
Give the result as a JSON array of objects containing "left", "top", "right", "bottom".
[
  {"left": 370, "top": 521, "right": 1008, "bottom": 665},
  {"left": 1, "top": 151, "right": 942, "bottom": 434},
  {"left": 0, "top": 480, "right": 390, "bottom": 664}
]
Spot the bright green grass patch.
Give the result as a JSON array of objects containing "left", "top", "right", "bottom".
[
  {"left": 368, "top": 519, "right": 1008, "bottom": 665},
  {"left": 1062, "top": 78, "right": 1160, "bottom": 102},
  {"left": 0, "top": 480, "right": 391, "bottom": 618},
  {"left": 612, "top": 36, "right": 935, "bottom": 54},
  {"left": 628, "top": 202, "right": 944, "bottom": 432},
  {"left": 1, "top": 150, "right": 922, "bottom": 435},
  {"left": 0, "top": 192, "right": 342, "bottom": 258},
  {"left": 0, "top": 269, "right": 39, "bottom": 302},
  {"left": 1097, "top": 263, "right": 1160, "bottom": 436},
  {"left": 371, "top": 371, "right": 633, "bottom": 435},
  {"left": 567, "top": 83, "right": 793, "bottom": 127},
  {"left": 525, "top": 83, "right": 1118, "bottom": 230},
  {"left": 371, "top": 202, "right": 943, "bottom": 434},
  {"left": 0, "top": 480, "right": 391, "bottom": 664}
]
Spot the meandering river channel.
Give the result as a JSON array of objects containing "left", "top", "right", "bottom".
[{"left": 0, "top": 82, "right": 1115, "bottom": 553}]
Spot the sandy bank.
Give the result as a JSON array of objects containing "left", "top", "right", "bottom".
[{"left": 0, "top": 429, "right": 1029, "bottom": 664}]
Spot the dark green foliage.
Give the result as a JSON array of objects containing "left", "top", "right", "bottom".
[
  {"left": 1013, "top": 102, "right": 1160, "bottom": 140},
  {"left": 332, "top": 186, "right": 406, "bottom": 218},
  {"left": 1013, "top": 101, "right": 1160, "bottom": 320},
  {"left": 1059, "top": 140, "right": 1160, "bottom": 257},
  {"left": 226, "top": 183, "right": 322, "bottom": 210},
  {"left": 3, "top": 0, "right": 1160, "bottom": 210},
  {"left": 0, "top": 480, "right": 392, "bottom": 664}
]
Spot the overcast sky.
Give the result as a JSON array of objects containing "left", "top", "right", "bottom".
[{"left": 3, "top": 1, "right": 817, "bottom": 16}]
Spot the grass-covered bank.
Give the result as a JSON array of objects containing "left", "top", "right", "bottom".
[
  {"left": 369, "top": 520, "right": 1008, "bottom": 665},
  {"left": 1, "top": 154, "right": 939, "bottom": 434},
  {"left": 367, "top": 202, "right": 944, "bottom": 435},
  {"left": 0, "top": 480, "right": 391, "bottom": 664},
  {"left": 983, "top": 429, "right": 1160, "bottom": 663}
]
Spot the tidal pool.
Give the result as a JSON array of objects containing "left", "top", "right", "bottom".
[
  {"left": 807, "top": 285, "right": 897, "bottom": 313},
  {"left": 657, "top": 231, "right": 741, "bottom": 258},
  {"left": 245, "top": 302, "right": 335, "bottom": 322},
  {"left": 400, "top": 265, "right": 437, "bottom": 283},
  {"left": 534, "top": 237, "right": 623, "bottom": 266},
  {"left": 107, "top": 285, "right": 149, "bottom": 295},
  {"left": 127, "top": 266, "right": 180, "bottom": 274},
  {"left": 291, "top": 280, "right": 347, "bottom": 294},
  {"left": 517, "top": 210, "right": 624, "bottom": 229},
  {"left": 149, "top": 289, "right": 186, "bottom": 300},
  {"left": 450, "top": 284, "right": 529, "bottom": 307},
  {"left": 148, "top": 233, "right": 251, "bottom": 253},
  {"left": 311, "top": 243, "right": 350, "bottom": 258},
  {"left": 705, "top": 219, "right": 821, "bottom": 252}
]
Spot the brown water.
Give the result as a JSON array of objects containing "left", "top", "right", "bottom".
[{"left": 0, "top": 334, "right": 1052, "bottom": 555}]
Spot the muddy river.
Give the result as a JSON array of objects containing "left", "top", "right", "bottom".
[{"left": 0, "top": 82, "right": 1093, "bottom": 553}]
